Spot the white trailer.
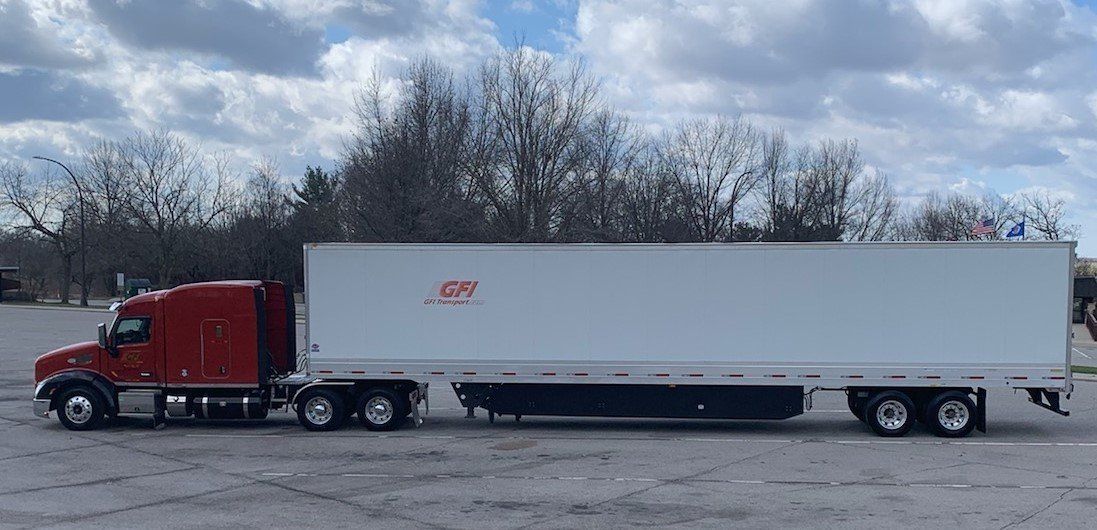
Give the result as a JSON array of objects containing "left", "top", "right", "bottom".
[{"left": 298, "top": 241, "right": 1075, "bottom": 437}]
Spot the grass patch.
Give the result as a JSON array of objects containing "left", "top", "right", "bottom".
[{"left": 1072, "top": 365, "right": 1097, "bottom": 375}]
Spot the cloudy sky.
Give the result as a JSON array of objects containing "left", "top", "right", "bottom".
[{"left": 2, "top": 0, "right": 1096, "bottom": 254}]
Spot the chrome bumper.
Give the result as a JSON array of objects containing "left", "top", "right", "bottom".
[{"left": 33, "top": 398, "right": 51, "bottom": 418}]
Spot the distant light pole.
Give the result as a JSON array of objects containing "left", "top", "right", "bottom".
[{"left": 33, "top": 156, "right": 88, "bottom": 307}]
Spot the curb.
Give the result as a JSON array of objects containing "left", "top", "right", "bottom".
[{"left": 0, "top": 303, "right": 113, "bottom": 313}]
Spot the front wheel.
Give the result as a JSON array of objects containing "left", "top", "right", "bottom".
[
  {"left": 296, "top": 388, "right": 346, "bottom": 431},
  {"left": 864, "top": 391, "right": 915, "bottom": 437},
  {"left": 925, "top": 391, "right": 976, "bottom": 438},
  {"left": 57, "top": 386, "right": 106, "bottom": 431}
]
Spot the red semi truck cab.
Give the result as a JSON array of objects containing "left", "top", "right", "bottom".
[{"left": 33, "top": 281, "right": 297, "bottom": 430}]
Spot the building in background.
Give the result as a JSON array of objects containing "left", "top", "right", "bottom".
[
  {"left": 0, "top": 266, "right": 19, "bottom": 303},
  {"left": 1075, "top": 276, "right": 1096, "bottom": 324}
]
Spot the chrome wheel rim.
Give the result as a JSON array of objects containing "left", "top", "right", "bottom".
[
  {"left": 365, "top": 396, "right": 394, "bottom": 425},
  {"left": 304, "top": 396, "right": 333, "bottom": 425},
  {"left": 64, "top": 395, "right": 94, "bottom": 424},
  {"left": 875, "top": 400, "right": 908, "bottom": 430},
  {"left": 937, "top": 401, "right": 969, "bottom": 431}
]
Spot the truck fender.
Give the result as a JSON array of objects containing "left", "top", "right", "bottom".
[
  {"left": 288, "top": 381, "right": 354, "bottom": 409},
  {"left": 34, "top": 370, "right": 118, "bottom": 414}
]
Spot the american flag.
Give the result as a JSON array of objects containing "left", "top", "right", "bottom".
[{"left": 970, "top": 218, "right": 996, "bottom": 236}]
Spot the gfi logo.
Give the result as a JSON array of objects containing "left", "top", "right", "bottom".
[
  {"left": 439, "top": 280, "right": 478, "bottom": 298},
  {"left": 425, "top": 280, "right": 484, "bottom": 306}
]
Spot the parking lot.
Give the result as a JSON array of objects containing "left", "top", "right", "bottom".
[{"left": 3, "top": 304, "right": 1097, "bottom": 528}]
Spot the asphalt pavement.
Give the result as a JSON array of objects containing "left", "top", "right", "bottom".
[{"left": 3, "top": 304, "right": 1097, "bottom": 528}]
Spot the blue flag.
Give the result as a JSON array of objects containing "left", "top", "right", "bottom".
[{"left": 1006, "top": 221, "right": 1025, "bottom": 238}]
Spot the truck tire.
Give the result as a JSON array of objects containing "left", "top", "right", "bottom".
[
  {"left": 847, "top": 394, "right": 866, "bottom": 422},
  {"left": 925, "top": 391, "right": 976, "bottom": 438},
  {"left": 56, "top": 386, "right": 106, "bottom": 431},
  {"left": 357, "top": 388, "right": 406, "bottom": 431},
  {"left": 864, "top": 391, "right": 915, "bottom": 437},
  {"left": 296, "top": 388, "right": 346, "bottom": 431}
]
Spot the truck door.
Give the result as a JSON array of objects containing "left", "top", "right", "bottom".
[
  {"left": 201, "top": 319, "right": 232, "bottom": 379},
  {"left": 104, "top": 316, "right": 159, "bottom": 385}
]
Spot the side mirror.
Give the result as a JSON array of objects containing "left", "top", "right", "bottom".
[{"left": 97, "top": 323, "right": 116, "bottom": 356}]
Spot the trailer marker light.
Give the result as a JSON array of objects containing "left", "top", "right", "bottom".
[
  {"left": 501, "top": 372, "right": 516, "bottom": 376},
  {"left": 542, "top": 372, "right": 556, "bottom": 376},
  {"left": 847, "top": 375, "right": 864, "bottom": 379},
  {"left": 654, "top": 373, "right": 670, "bottom": 377},
  {"left": 687, "top": 373, "right": 703, "bottom": 377},
  {"left": 390, "top": 371, "right": 405, "bottom": 375},
  {"left": 1010, "top": 376, "right": 1028, "bottom": 380},
  {"left": 573, "top": 372, "right": 588, "bottom": 376},
  {"left": 1048, "top": 376, "right": 1065, "bottom": 380},
  {"left": 966, "top": 376, "right": 985, "bottom": 380},
  {"left": 888, "top": 375, "right": 906, "bottom": 379},
  {"left": 770, "top": 374, "right": 786, "bottom": 378},
  {"left": 614, "top": 373, "right": 629, "bottom": 377},
  {"left": 724, "top": 374, "right": 743, "bottom": 378},
  {"left": 430, "top": 371, "right": 444, "bottom": 375},
  {"left": 350, "top": 370, "right": 365, "bottom": 374},
  {"left": 803, "top": 374, "right": 820, "bottom": 378},
  {"left": 922, "top": 375, "right": 941, "bottom": 379},
  {"left": 316, "top": 370, "right": 333, "bottom": 374}
]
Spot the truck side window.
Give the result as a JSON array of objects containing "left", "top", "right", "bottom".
[{"left": 114, "top": 317, "right": 151, "bottom": 346}]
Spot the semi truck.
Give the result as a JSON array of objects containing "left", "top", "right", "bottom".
[{"left": 33, "top": 242, "right": 1076, "bottom": 438}]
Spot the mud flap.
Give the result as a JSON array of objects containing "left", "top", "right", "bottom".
[
  {"left": 975, "top": 387, "right": 986, "bottom": 433},
  {"left": 409, "top": 383, "right": 428, "bottom": 427},
  {"left": 410, "top": 398, "right": 422, "bottom": 427}
]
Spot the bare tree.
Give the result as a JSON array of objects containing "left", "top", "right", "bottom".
[
  {"left": 235, "top": 158, "right": 291, "bottom": 279},
  {"left": 620, "top": 146, "right": 675, "bottom": 242},
  {"left": 82, "top": 139, "right": 131, "bottom": 295},
  {"left": 120, "top": 130, "right": 231, "bottom": 285},
  {"left": 661, "top": 115, "right": 760, "bottom": 242},
  {"left": 1078, "top": 258, "right": 1097, "bottom": 277},
  {"left": 343, "top": 58, "right": 480, "bottom": 242},
  {"left": 845, "top": 170, "right": 898, "bottom": 241},
  {"left": 566, "top": 110, "right": 642, "bottom": 241},
  {"left": 811, "top": 139, "right": 862, "bottom": 240},
  {"left": 0, "top": 161, "right": 79, "bottom": 302},
  {"left": 757, "top": 131, "right": 823, "bottom": 241},
  {"left": 0, "top": 229, "right": 55, "bottom": 300},
  {"left": 903, "top": 192, "right": 1018, "bottom": 241},
  {"left": 1018, "top": 190, "right": 1078, "bottom": 241},
  {"left": 473, "top": 48, "right": 599, "bottom": 241}
]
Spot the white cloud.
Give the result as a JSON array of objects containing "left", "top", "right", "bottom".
[
  {"left": 510, "top": 0, "right": 535, "bottom": 13},
  {"left": 1, "top": 0, "right": 1096, "bottom": 253},
  {"left": 573, "top": 0, "right": 1097, "bottom": 254},
  {"left": 0, "top": 0, "right": 498, "bottom": 171}
]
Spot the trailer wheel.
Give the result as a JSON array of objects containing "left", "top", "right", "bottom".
[
  {"left": 356, "top": 389, "right": 405, "bottom": 431},
  {"left": 296, "top": 388, "right": 346, "bottom": 431},
  {"left": 925, "top": 391, "right": 976, "bottom": 438},
  {"left": 56, "top": 386, "right": 106, "bottom": 431},
  {"left": 864, "top": 391, "right": 915, "bottom": 437}
]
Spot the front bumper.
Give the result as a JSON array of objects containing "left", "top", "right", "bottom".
[{"left": 33, "top": 398, "right": 51, "bottom": 418}]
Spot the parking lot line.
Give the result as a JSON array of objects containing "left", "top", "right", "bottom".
[
  {"left": 189, "top": 432, "right": 1097, "bottom": 447},
  {"left": 258, "top": 471, "right": 1081, "bottom": 491}
]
